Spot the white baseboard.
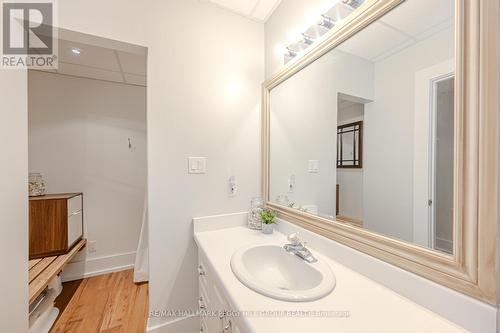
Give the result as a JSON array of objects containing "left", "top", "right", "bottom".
[
  {"left": 147, "top": 316, "right": 199, "bottom": 333},
  {"left": 61, "top": 251, "right": 137, "bottom": 282}
]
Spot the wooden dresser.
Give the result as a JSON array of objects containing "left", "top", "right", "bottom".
[{"left": 29, "top": 193, "right": 84, "bottom": 259}]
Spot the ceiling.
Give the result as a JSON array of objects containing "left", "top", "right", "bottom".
[
  {"left": 201, "top": 0, "right": 282, "bottom": 21},
  {"left": 337, "top": 0, "right": 454, "bottom": 63},
  {"left": 35, "top": 29, "right": 147, "bottom": 86}
]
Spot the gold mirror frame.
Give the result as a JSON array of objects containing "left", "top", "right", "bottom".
[{"left": 262, "top": 0, "right": 499, "bottom": 304}]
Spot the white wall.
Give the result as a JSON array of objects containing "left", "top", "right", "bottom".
[
  {"left": 363, "top": 28, "right": 454, "bottom": 242},
  {"left": 50, "top": 1, "right": 264, "bottom": 331},
  {"left": 270, "top": 50, "right": 373, "bottom": 217},
  {"left": 28, "top": 71, "right": 147, "bottom": 277},
  {"left": 0, "top": 71, "right": 28, "bottom": 332}
]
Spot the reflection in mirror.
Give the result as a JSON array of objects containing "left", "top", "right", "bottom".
[
  {"left": 337, "top": 121, "right": 363, "bottom": 168},
  {"left": 269, "top": 0, "right": 455, "bottom": 254}
]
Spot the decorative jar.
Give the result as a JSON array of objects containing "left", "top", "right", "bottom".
[{"left": 247, "top": 197, "right": 264, "bottom": 230}]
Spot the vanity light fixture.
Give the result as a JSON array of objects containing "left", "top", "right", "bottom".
[
  {"left": 342, "top": 0, "right": 362, "bottom": 9},
  {"left": 301, "top": 33, "right": 315, "bottom": 46},
  {"left": 285, "top": 47, "right": 298, "bottom": 58},
  {"left": 318, "top": 14, "right": 335, "bottom": 29},
  {"left": 280, "top": 0, "right": 365, "bottom": 64}
]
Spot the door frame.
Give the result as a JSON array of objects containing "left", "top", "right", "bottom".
[{"left": 413, "top": 59, "right": 454, "bottom": 249}]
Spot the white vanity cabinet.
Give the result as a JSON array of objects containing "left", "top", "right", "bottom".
[{"left": 198, "top": 251, "right": 244, "bottom": 333}]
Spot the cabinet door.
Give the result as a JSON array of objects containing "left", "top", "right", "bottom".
[
  {"left": 67, "top": 195, "right": 82, "bottom": 215},
  {"left": 67, "top": 194, "right": 83, "bottom": 247},
  {"left": 67, "top": 210, "right": 83, "bottom": 247},
  {"left": 208, "top": 283, "right": 227, "bottom": 333}
]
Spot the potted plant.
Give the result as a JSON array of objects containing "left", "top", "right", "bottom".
[{"left": 260, "top": 209, "right": 277, "bottom": 234}]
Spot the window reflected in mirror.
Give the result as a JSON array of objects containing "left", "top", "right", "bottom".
[
  {"left": 269, "top": 0, "right": 455, "bottom": 254},
  {"left": 337, "top": 121, "right": 363, "bottom": 168}
]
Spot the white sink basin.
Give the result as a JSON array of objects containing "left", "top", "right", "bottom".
[{"left": 230, "top": 244, "right": 336, "bottom": 302}]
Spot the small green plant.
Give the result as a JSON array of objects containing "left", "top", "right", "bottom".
[{"left": 260, "top": 209, "right": 276, "bottom": 225}]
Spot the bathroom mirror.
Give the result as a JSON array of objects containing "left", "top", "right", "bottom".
[
  {"left": 268, "top": 0, "right": 455, "bottom": 253},
  {"left": 263, "top": 0, "right": 499, "bottom": 304}
]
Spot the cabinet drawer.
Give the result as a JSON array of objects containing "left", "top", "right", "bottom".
[
  {"left": 68, "top": 210, "right": 83, "bottom": 246},
  {"left": 68, "top": 195, "right": 82, "bottom": 216}
]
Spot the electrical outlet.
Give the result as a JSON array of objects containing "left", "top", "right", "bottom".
[{"left": 88, "top": 240, "right": 97, "bottom": 254}]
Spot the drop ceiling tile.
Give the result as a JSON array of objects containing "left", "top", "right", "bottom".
[
  {"left": 124, "top": 73, "right": 147, "bottom": 86},
  {"left": 414, "top": 19, "right": 453, "bottom": 42},
  {"left": 370, "top": 38, "right": 415, "bottom": 63},
  {"left": 58, "top": 39, "right": 121, "bottom": 72},
  {"left": 35, "top": 68, "right": 57, "bottom": 73},
  {"left": 57, "top": 62, "right": 124, "bottom": 83},
  {"left": 379, "top": 0, "right": 454, "bottom": 38},
  {"left": 337, "top": 21, "right": 409, "bottom": 61},
  {"left": 117, "top": 51, "right": 147, "bottom": 76}
]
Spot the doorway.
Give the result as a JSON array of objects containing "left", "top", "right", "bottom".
[
  {"left": 27, "top": 29, "right": 148, "bottom": 331},
  {"left": 413, "top": 59, "right": 455, "bottom": 253},
  {"left": 429, "top": 75, "right": 455, "bottom": 253}
]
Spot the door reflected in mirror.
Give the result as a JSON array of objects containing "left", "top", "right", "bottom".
[{"left": 269, "top": 0, "right": 455, "bottom": 254}]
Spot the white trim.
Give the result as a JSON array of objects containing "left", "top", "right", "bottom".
[
  {"left": 193, "top": 211, "right": 248, "bottom": 233},
  {"left": 146, "top": 315, "right": 198, "bottom": 333},
  {"left": 61, "top": 251, "right": 136, "bottom": 282}
]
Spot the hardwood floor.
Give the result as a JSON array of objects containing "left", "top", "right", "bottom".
[{"left": 51, "top": 270, "right": 148, "bottom": 333}]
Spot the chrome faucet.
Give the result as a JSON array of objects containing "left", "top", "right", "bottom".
[{"left": 283, "top": 233, "right": 317, "bottom": 263}]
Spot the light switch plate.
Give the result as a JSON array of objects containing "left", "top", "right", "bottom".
[
  {"left": 88, "top": 240, "right": 97, "bottom": 254},
  {"left": 308, "top": 160, "right": 319, "bottom": 173},
  {"left": 188, "top": 157, "right": 207, "bottom": 174}
]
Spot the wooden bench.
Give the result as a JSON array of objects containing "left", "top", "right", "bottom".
[{"left": 28, "top": 239, "right": 87, "bottom": 305}]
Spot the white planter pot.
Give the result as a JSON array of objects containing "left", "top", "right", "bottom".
[{"left": 262, "top": 223, "right": 274, "bottom": 234}]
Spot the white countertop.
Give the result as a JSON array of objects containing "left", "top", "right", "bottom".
[{"left": 194, "top": 225, "right": 468, "bottom": 333}]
